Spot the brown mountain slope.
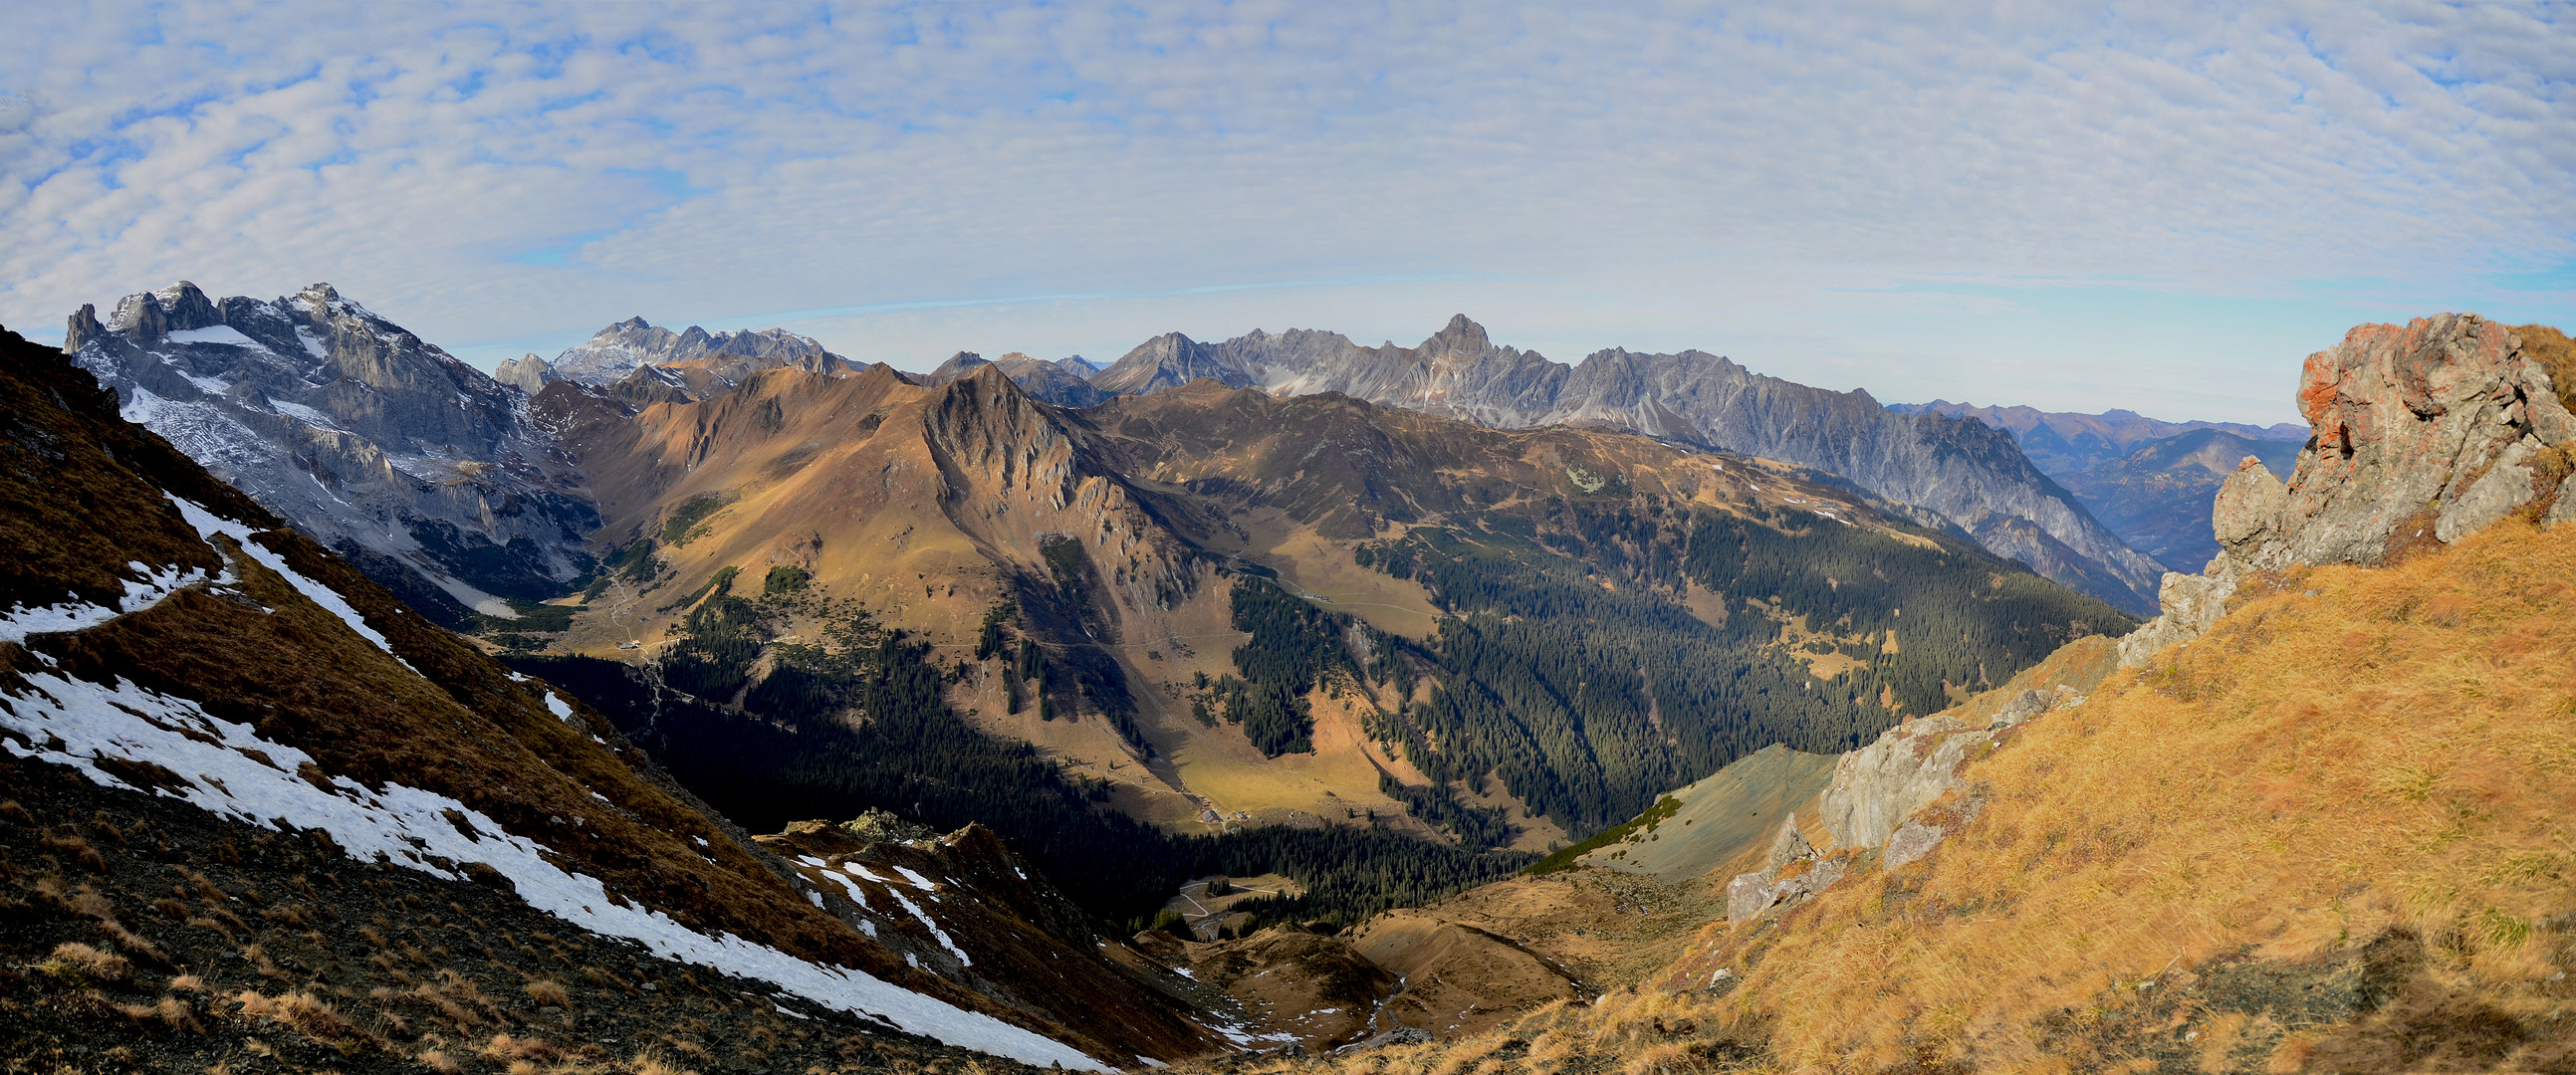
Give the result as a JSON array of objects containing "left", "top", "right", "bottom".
[
  {"left": 540, "top": 365, "right": 2124, "bottom": 850},
  {"left": 0, "top": 326, "right": 1228, "bottom": 1069}
]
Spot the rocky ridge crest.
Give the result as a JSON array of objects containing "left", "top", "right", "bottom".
[
  {"left": 1091, "top": 315, "right": 2166, "bottom": 613},
  {"left": 551, "top": 316, "right": 850, "bottom": 385},
  {"left": 2119, "top": 314, "right": 2576, "bottom": 667},
  {"left": 61, "top": 281, "right": 597, "bottom": 627}
]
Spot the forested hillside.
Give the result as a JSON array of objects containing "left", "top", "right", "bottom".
[
  {"left": 1080, "top": 387, "right": 2136, "bottom": 840},
  {"left": 508, "top": 569, "right": 1531, "bottom": 930}
]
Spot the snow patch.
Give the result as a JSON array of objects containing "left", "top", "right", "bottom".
[
  {"left": 0, "top": 670, "right": 1100, "bottom": 1069},
  {"left": 1, "top": 561, "right": 207, "bottom": 644},
  {"left": 882, "top": 888, "right": 972, "bottom": 967},
  {"left": 166, "top": 325, "right": 264, "bottom": 349},
  {"left": 268, "top": 399, "right": 346, "bottom": 431},
  {"left": 545, "top": 692, "right": 576, "bottom": 722},
  {"left": 174, "top": 369, "right": 234, "bottom": 395}
]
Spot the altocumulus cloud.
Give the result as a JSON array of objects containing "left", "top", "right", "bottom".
[{"left": 2, "top": 2, "right": 2570, "bottom": 422}]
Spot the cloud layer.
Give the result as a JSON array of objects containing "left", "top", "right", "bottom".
[{"left": 6, "top": 2, "right": 2570, "bottom": 423}]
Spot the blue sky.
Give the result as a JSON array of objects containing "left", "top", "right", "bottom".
[{"left": 5, "top": 3, "right": 2571, "bottom": 425}]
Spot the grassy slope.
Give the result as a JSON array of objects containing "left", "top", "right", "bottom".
[
  {"left": 1679, "top": 516, "right": 2576, "bottom": 1073},
  {"left": 1241, "top": 516, "right": 2576, "bottom": 1075}
]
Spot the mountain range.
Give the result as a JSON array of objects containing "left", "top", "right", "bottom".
[
  {"left": 1890, "top": 400, "right": 2313, "bottom": 571},
  {"left": 1887, "top": 400, "right": 2307, "bottom": 475},
  {"left": 10, "top": 301, "right": 2574, "bottom": 1071},
  {"left": 1078, "top": 316, "right": 2168, "bottom": 612}
]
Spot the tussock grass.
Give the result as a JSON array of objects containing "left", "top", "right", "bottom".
[
  {"left": 2513, "top": 323, "right": 2576, "bottom": 411},
  {"left": 525, "top": 976, "right": 572, "bottom": 1006},
  {"left": 232, "top": 988, "right": 356, "bottom": 1040},
  {"left": 38, "top": 941, "right": 130, "bottom": 985}
]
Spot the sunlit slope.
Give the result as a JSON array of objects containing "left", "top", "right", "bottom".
[
  {"left": 1642, "top": 518, "right": 2576, "bottom": 1072},
  {"left": 545, "top": 368, "right": 2135, "bottom": 850}
]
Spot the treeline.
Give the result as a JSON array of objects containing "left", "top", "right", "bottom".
[
  {"left": 508, "top": 587, "right": 1528, "bottom": 927},
  {"left": 1330, "top": 492, "right": 2133, "bottom": 834}
]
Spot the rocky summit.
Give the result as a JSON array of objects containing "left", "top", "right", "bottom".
[
  {"left": 1090, "top": 315, "right": 2167, "bottom": 613},
  {"left": 550, "top": 316, "right": 853, "bottom": 385},
  {"left": 61, "top": 282, "right": 597, "bottom": 629}
]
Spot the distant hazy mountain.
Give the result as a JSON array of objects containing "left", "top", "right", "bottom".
[
  {"left": 1887, "top": 400, "right": 2306, "bottom": 476},
  {"left": 551, "top": 316, "right": 852, "bottom": 385},
  {"left": 2056, "top": 429, "right": 2304, "bottom": 572},
  {"left": 1090, "top": 315, "right": 2166, "bottom": 613},
  {"left": 62, "top": 281, "right": 597, "bottom": 627},
  {"left": 928, "top": 350, "right": 1111, "bottom": 407},
  {"left": 1886, "top": 401, "right": 2311, "bottom": 572}
]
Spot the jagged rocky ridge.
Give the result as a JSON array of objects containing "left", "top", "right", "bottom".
[
  {"left": 62, "top": 282, "right": 598, "bottom": 628},
  {"left": 2119, "top": 313, "right": 2576, "bottom": 666},
  {"left": 550, "top": 316, "right": 854, "bottom": 385},
  {"left": 1090, "top": 315, "right": 2167, "bottom": 613},
  {"left": 929, "top": 350, "right": 1113, "bottom": 408}
]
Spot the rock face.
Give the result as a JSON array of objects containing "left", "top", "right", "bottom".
[
  {"left": 2120, "top": 315, "right": 2576, "bottom": 667},
  {"left": 1816, "top": 715, "right": 1986, "bottom": 852},
  {"left": 1813, "top": 683, "right": 2080, "bottom": 860},
  {"left": 62, "top": 282, "right": 597, "bottom": 627},
  {"left": 1091, "top": 316, "right": 2165, "bottom": 612},
  {"left": 494, "top": 351, "right": 556, "bottom": 394},
  {"left": 550, "top": 316, "right": 850, "bottom": 385}
]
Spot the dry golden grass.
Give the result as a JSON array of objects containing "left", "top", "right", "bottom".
[
  {"left": 232, "top": 988, "right": 356, "bottom": 1040},
  {"left": 525, "top": 976, "right": 572, "bottom": 1006},
  {"left": 1672, "top": 518, "right": 2576, "bottom": 1071},
  {"left": 39, "top": 942, "right": 131, "bottom": 985},
  {"left": 2513, "top": 323, "right": 2576, "bottom": 411},
  {"left": 1262, "top": 519, "right": 2576, "bottom": 1075}
]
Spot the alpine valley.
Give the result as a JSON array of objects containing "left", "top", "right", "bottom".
[{"left": 9, "top": 286, "right": 2575, "bottom": 1073}]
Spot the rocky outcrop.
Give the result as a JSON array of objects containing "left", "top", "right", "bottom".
[
  {"left": 62, "top": 282, "right": 598, "bottom": 627},
  {"left": 1811, "top": 684, "right": 2079, "bottom": 865},
  {"left": 1090, "top": 316, "right": 2165, "bottom": 612},
  {"left": 550, "top": 316, "right": 850, "bottom": 385},
  {"left": 2119, "top": 316, "right": 2576, "bottom": 667},
  {"left": 494, "top": 351, "right": 556, "bottom": 393},
  {"left": 1725, "top": 820, "right": 1849, "bottom": 925}
]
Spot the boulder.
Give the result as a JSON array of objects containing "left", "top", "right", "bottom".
[
  {"left": 1762, "top": 819, "right": 1814, "bottom": 872},
  {"left": 1726, "top": 870, "right": 1776, "bottom": 925},
  {"left": 2115, "top": 566, "right": 2241, "bottom": 669},
  {"left": 2211, "top": 458, "right": 2289, "bottom": 555}
]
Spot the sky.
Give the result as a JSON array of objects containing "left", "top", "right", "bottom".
[{"left": 4, "top": 3, "right": 2571, "bottom": 426}]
